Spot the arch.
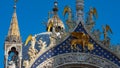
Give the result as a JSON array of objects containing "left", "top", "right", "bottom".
[
  {"left": 9, "top": 47, "right": 19, "bottom": 55},
  {"left": 7, "top": 47, "right": 19, "bottom": 68},
  {"left": 57, "top": 64, "right": 99, "bottom": 68},
  {"left": 28, "top": 21, "right": 120, "bottom": 68},
  {"left": 11, "top": 47, "right": 16, "bottom": 52},
  {"left": 35, "top": 53, "right": 119, "bottom": 68}
]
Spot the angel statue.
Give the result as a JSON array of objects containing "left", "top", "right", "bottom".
[
  {"left": 86, "top": 7, "right": 98, "bottom": 31},
  {"left": 25, "top": 35, "right": 38, "bottom": 49},
  {"left": 63, "top": 6, "right": 75, "bottom": 31},
  {"left": 102, "top": 24, "right": 112, "bottom": 47},
  {"left": 25, "top": 35, "right": 38, "bottom": 61}
]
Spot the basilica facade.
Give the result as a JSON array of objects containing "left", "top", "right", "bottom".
[{"left": 4, "top": 0, "right": 120, "bottom": 68}]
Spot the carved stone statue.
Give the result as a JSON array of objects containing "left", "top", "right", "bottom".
[
  {"left": 63, "top": 6, "right": 75, "bottom": 31},
  {"left": 23, "top": 60, "right": 29, "bottom": 68},
  {"left": 102, "top": 25, "right": 112, "bottom": 47},
  {"left": 24, "top": 35, "right": 39, "bottom": 61},
  {"left": 25, "top": 35, "right": 36, "bottom": 47},
  {"left": 8, "top": 61, "right": 16, "bottom": 68},
  {"left": 86, "top": 7, "right": 98, "bottom": 31},
  {"left": 31, "top": 36, "right": 36, "bottom": 49}
]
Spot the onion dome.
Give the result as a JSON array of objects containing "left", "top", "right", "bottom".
[
  {"left": 47, "top": 15, "right": 65, "bottom": 32},
  {"left": 46, "top": 1, "right": 65, "bottom": 32}
]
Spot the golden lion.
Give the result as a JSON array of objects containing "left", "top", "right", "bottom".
[{"left": 70, "top": 32, "right": 94, "bottom": 51}]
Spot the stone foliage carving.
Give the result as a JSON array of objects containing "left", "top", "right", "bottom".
[
  {"left": 38, "top": 39, "right": 47, "bottom": 51},
  {"left": 28, "top": 46, "right": 38, "bottom": 61}
]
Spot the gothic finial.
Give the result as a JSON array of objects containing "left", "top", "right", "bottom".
[
  {"left": 76, "top": 0, "right": 84, "bottom": 21},
  {"left": 13, "top": 0, "right": 18, "bottom": 11}
]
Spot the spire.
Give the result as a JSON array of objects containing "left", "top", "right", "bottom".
[
  {"left": 6, "top": 0, "right": 21, "bottom": 42},
  {"left": 76, "top": 0, "right": 84, "bottom": 21}
]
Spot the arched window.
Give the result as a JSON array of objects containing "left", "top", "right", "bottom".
[{"left": 8, "top": 47, "right": 19, "bottom": 67}]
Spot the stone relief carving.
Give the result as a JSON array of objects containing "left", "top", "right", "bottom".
[{"left": 36, "top": 53, "right": 119, "bottom": 68}]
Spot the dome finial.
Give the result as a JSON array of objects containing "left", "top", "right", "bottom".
[{"left": 53, "top": 0, "right": 58, "bottom": 13}]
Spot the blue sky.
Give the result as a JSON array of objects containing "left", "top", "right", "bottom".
[{"left": 0, "top": 0, "right": 120, "bottom": 67}]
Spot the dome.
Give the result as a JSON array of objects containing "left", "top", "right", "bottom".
[{"left": 47, "top": 15, "right": 65, "bottom": 32}]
